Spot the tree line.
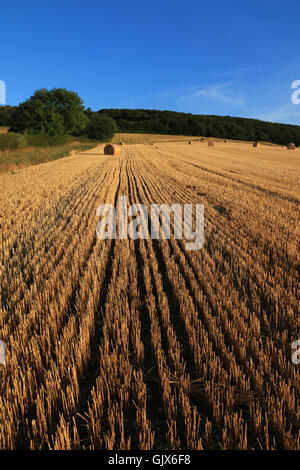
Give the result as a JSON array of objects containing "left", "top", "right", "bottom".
[
  {"left": 0, "top": 89, "right": 117, "bottom": 142},
  {"left": 97, "top": 108, "right": 300, "bottom": 146},
  {"left": 1, "top": 89, "right": 300, "bottom": 145}
]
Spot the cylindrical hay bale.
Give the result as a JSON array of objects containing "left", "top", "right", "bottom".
[
  {"left": 188, "top": 141, "right": 192, "bottom": 144},
  {"left": 104, "top": 144, "right": 120, "bottom": 155},
  {"left": 253, "top": 142, "right": 261, "bottom": 147},
  {"left": 200, "top": 138, "right": 205, "bottom": 143},
  {"left": 208, "top": 141, "right": 214, "bottom": 147},
  {"left": 119, "top": 142, "right": 124, "bottom": 146},
  {"left": 287, "top": 143, "right": 296, "bottom": 150}
]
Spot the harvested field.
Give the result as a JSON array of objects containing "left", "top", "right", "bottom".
[
  {"left": 0, "top": 141, "right": 299, "bottom": 450},
  {"left": 112, "top": 133, "right": 203, "bottom": 145}
]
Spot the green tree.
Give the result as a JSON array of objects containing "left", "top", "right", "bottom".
[
  {"left": 9, "top": 88, "right": 88, "bottom": 136},
  {"left": 0, "top": 106, "right": 14, "bottom": 126},
  {"left": 85, "top": 114, "right": 117, "bottom": 141}
]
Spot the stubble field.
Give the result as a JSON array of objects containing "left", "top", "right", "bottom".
[{"left": 0, "top": 140, "right": 299, "bottom": 450}]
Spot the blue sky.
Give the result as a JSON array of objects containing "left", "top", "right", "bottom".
[{"left": 1, "top": 0, "right": 300, "bottom": 124}]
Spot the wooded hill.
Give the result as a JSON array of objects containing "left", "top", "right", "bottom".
[
  {"left": 2, "top": 104, "right": 300, "bottom": 145},
  {"left": 97, "top": 108, "right": 300, "bottom": 146}
]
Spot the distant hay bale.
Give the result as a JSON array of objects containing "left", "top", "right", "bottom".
[
  {"left": 208, "top": 141, "right": 214, "bottom": 147},
  {"left": 224, "top": 140, "right": 229, "bottom": 143},
  {"left": 119, "top": 142, "right": 124, "bottom": 146},
  {"left": 253, "top": 142, "right": 261, "bottom": 148},
  {"left": 200, "top": 138, "right": 205, "bottom": 143},
  {"left": 188, "top": 141, "right": 192, "bottom": 144},
  {"left": 104, "top": 144, "right": 120, "bottom": 155},
  {"left": 287, "top": 143, "right": 296, "bottom": 150}
]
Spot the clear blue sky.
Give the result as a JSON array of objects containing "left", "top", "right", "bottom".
[{"left": 1, "top": 0, "right": 300, "bottom": 124}]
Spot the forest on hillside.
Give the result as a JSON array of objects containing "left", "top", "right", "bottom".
[
  {"left": 97, "top": 108, "right": 300, "bottom": 146},
  {"left": 1, "top": 104, "right": 300, "bottom": 145}
]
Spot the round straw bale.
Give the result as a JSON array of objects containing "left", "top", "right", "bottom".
[
  {"left": 287, "top": 143, "right": 296, "bottom": 150},
  {"left": 208, "top": 141, "right": 214, "bottom": 147},
  {"left": 188, "top": 141, "right": 192, "bottom": 144},
  {"left": 253, "top": 142, "right": 261, "bottom": 147},
  {"left": 104, "top": 144, "right": 120, "bottom": 155}
]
